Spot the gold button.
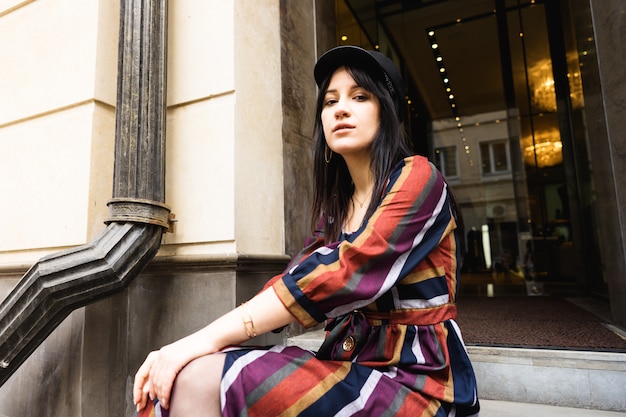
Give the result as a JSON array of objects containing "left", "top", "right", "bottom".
[{"left": 342, "top": 335, "right": 356, "bottom": 352}]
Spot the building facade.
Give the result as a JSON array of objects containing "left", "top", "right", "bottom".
[{"left": 0, "top": 0, "right": 624, "bottom": 415}]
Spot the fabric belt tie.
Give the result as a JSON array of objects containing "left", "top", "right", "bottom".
[
  {"left": 358, "top": 303, "right": 457, "bottom": 326},
  {"left": 317, "top": 303, "right": 458, "bottom": 361}
]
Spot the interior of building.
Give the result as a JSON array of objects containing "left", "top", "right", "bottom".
[{"left": 335, "top": 0, "right": 605, "bottom": 302}]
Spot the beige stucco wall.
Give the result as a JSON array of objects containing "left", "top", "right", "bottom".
[
  {"left": 159, "top": 0, "right": 284, "bottom": 257},
  {"left": 0, "top": 0, "right": 285, "bottom": 263},
  {"left": 0, "top": 0, "right": 118, "bottom": 264}
]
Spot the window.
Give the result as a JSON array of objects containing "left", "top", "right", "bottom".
[
  {"left": 434, "top": 146, "right": 458, "bottom": 178},
  {"left": 480, "top": 140, "right": 509, "bottom": 175}
]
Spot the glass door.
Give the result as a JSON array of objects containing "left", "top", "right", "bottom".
[{"left": 337, "top": 0, "right": 603, "bottom": 297}]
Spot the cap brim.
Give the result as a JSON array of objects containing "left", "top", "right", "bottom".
[{"left": 314, "top": 46, "right": 384, "bottom": 88}]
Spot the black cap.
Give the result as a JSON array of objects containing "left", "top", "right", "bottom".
[{"left": 314, "top": 46, "right": 405, "bottom": 120}]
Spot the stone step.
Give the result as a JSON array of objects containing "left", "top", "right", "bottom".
[
  {"left": 480, "top": 399, "right": 626, "bottom": 417},
  {"left": 468, "top": 345, "right": 626, "bottom": 412},
  {"left": 287, "top": 330, "right": 626, "bottom": 413}
]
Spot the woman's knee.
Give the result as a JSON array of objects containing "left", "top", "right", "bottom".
[
  {"left": 169, "top": 354, "right": 225, "bottom": 416},
  {"left": 172, "top": 353, "right": 225, "bottom": 401}
]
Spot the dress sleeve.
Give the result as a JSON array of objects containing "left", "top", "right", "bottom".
[{"left": 272, "top": 156, "right": 455, "bottom": 328}]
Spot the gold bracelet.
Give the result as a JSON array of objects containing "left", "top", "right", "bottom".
[{"left": 240, "top": 301, "right": 256, "bottom": 338}]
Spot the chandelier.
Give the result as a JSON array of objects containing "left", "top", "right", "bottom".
[
  {"left": 529, "top": 58, "right": 583, "bottom": 113},
  {"left": 522, "top": 128, "right": 563, "bottom": 168}
]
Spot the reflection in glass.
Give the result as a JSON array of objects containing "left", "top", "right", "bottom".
[
  {"left": 434, "top": 146, "right": 458, "bottom": 177},
  {"left": 521, "top": 128, "right": 563, "bottom": 168},
  {"left": 337, "top": 0, "right": 600, "bottom": 296}
]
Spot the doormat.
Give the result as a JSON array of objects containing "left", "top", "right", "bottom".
[{"left": 456, "top": 296, "right": 626, "bottom": 352}]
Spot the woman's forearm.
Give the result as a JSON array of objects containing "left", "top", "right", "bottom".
[{"left": 169, "top": 286, "right": 296, "bottom": 360}]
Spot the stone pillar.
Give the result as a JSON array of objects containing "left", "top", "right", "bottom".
[
  {"left": 572, "top": 0, "right": 626, "bottom": 325},
  {"left": 279, "top": 0, "right": 336, "bottom": 258}
]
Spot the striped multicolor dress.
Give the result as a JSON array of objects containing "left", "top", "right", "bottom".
[{"left": 137, "top": 156, "right": 480, "bottom": 417}]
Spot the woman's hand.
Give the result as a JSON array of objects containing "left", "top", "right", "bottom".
[
  {"left": 132, "top": 288, "right": 295, "bottom": 411},
  {"left": 133, "top": 350, "right": 156, "bottom": 412},
  {"left": 133, "top": 343, "right": 190, "bottom": 410}
]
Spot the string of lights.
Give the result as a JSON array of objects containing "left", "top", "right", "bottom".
[{"left": 427, "top": 29, "right": 474, "bottom": 167}]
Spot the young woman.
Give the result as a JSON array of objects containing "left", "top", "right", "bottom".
[{"left": 132, "top": 45, "right": 480, "bottom": 417}]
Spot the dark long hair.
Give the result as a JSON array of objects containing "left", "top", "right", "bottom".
[{"left": 311, "top": 64, "right": 412, "bottom": 243}]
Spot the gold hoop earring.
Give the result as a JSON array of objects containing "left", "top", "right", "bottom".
[{"left": 324, "top": 145, "right": 333, "bottom": 163}]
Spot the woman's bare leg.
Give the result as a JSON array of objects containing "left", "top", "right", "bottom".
[{"left": 168, "top": 353, "right": 226, "bottom": 417}]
